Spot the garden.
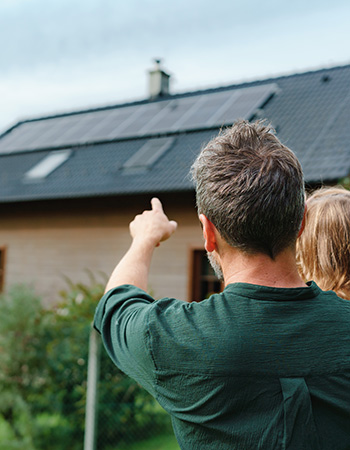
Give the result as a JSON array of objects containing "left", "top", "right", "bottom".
[{"left": 0, "top": 278, "right": 178, "bottom": 449}]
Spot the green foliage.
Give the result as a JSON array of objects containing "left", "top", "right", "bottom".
[
  {"left": 0, "top": 285, "right": 44, "bottom": 449},
  {"left": 0, "top": 285, "right": 47, "bottom": 394},
  {"left": 41, "top": 275, "right": 106, "bottom": 444},
  {"left": 339, "top": 177, "right": 350, "bottom": 190},
  {"left": 116, "top": 432, "right": 180, "bottom": 450},
  {"left": 0, "top": 277, "right": 173, "bottom": 449},
  {"left": 31, "top": 413, "right": 74, "bottom": 450}
]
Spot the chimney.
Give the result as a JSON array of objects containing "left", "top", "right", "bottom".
[{"left": 148, "top": 59, "right": 170, "bottom": 99}]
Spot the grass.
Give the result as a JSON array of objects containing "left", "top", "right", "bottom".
[{"left": 117, "top": 433, "right": 180, "bottom": 450}]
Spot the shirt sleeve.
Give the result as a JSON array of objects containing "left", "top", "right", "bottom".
[{"left": 94, "top": 284, "right": 157, "bottom": 396}]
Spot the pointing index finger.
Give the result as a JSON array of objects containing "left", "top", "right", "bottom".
[{"left": 151, "top": 197, "right": 164, "bottom": 212}]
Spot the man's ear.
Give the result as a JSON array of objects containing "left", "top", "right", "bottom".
[
  {"left": 199, "top": 214, "right": 218, "bottom": 252},
  {"left": 297, "top": 204, "right": 307, "bottom": 238}
]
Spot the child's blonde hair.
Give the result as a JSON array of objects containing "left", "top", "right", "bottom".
[{"left": 296, "top": 186, "right": 350, "bottom": 299}]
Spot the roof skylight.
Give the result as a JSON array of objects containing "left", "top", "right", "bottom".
[
  {"left": 24, "top": 149, "right": 72, "bottom": 182},
  {"left": 122, "top": 137, "right": 174, "bottom": 172}
]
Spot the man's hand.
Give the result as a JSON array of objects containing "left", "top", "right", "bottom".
[
  {"left": 104, "top": 198, "right": 177, "bottom": 293},
  {"left": 130, "top": 198, "right": 177, "bottom": 248}
]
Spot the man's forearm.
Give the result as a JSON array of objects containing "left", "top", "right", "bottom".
[
  {"left": 104, "top": 198, "right": 177, "bottom": 294},
  {"left": 104, "top": 239, "right": 155, "bottom": 293}
]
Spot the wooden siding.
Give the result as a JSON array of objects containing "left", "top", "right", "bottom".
[{"left": 0, "top": 195, "right": 203, "bottom": 305}]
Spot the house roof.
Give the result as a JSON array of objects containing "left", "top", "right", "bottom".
[{"left": 0, "top": 64, "right": 350, "bottom": 203}]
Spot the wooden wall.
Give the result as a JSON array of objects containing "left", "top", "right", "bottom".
[{"left": 0, "top": 193, "right": 204, "bottom": 305}]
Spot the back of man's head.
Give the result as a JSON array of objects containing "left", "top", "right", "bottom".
[{"left": 191, "top": 120, "right": 305, "bottom": 259}]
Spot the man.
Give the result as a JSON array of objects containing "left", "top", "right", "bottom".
[{"left": 94, "top": 120, "right": 350, "bottom": 449}]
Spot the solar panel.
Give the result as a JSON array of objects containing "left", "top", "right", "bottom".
[
  {"left": 88, "top": 107, "right": 140, "bottom": 140},
  {"left": 26, "top": 117, "right": 69, "bottom": 149},
  {"left": 0, "top": 83, "right": 277, "bottom": 154},
  {"left": 170, "top": 95, "right": 207, "bottom": 130},
  {"left": 115, "top": 101, "right": 171, "bottom": 138},
  {"left": 176, "top": 91, "right": 235, "bottom": 130},
  {"left": 206, "top": 90, "right": 242, "bottom": 125},
  {"left": 139, "top": 97, "right": 195, "bottom": 134},
  {"left": 211, "top": 85, "right": 277, "bottom": 126},
  {"left": 51, "top": 114, "right": 104, "bottom": 145},
  {"left": 30, "top": 116, "right": 81, "bottom": 149},
  {"left": 71, "top": 109, "right": 129, "bottom": 142},
  {"left": 0, "top": 121, "right": 50, "bottom": 153}
]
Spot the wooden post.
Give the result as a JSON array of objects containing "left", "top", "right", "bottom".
[{"left": 84, "top": 327, "right": 101, "bottom": 450}]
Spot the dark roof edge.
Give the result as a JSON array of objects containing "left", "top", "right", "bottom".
[
  {"left": 3, "top": 62, "right": 349, "bottom": 134},
  {"left": 0, "top": 187, "right": 195, "bottom": 205},
  {"left": 0, "top": 176, "right": 340, "bottom": 205}
]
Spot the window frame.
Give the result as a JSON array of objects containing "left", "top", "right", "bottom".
[
  {"left": 188, "top": 247, "right": 223, "bottom": 302},
  {"left": 0, "top": 246, "right": 7, "bottom": 292}
]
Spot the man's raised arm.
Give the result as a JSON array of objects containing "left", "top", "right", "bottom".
[{"left": 104, "top": 198, "right": 177, "bottom": 294}]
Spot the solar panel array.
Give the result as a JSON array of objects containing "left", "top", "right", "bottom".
[{"left": 0, "top": 84, "right": 276, "bottom": 154}]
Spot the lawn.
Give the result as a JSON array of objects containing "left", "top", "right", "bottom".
[{"left": 118, "top": 433, "right": 180, "bottom": 450}]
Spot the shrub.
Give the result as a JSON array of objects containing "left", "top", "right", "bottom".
[{"left": 0, "top": 278, "right": 172, "bottom": 449}]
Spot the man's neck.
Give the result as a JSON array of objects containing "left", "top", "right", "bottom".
[{"left": 219, "top": 246, "right": 306, "bottom": 289}]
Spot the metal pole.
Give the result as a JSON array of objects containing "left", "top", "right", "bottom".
[{"left": 84, "top": 326, "right": 101, "bottom": 450}]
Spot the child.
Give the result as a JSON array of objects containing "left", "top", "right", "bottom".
[{"left": 297, "top": 186, "right": 350, "bottom": 300}]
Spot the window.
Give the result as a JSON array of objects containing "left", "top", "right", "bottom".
[
  {"left": 122, "top": 137, "right": 174, "bottom": 173},
  {"left": 190, "top": 249, "right": 222, "bottom": 302},
  {"left": 0, "top": 247, "right": 6, "bottom": 292},
  {"left": 24, "top": 149, "right": 72, "bottom": 182}
]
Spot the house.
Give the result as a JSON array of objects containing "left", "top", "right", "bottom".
[{"left": 0, "top": 62, "right": 349, "bottom": 304}]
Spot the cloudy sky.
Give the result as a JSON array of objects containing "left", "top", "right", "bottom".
[{"left": 1, "top": 0, "right": 349, "bottom": 132}]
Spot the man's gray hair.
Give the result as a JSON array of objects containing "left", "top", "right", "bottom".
[{"left": 191, "top": 120, "right": 305, "bottom": 259}]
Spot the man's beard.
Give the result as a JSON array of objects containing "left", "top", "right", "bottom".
[{"left": 206, "top": 251, "right": 224, "bottom": 281}]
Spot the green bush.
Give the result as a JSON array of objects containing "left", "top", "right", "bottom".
[
  {"left": 0, "top": 278, "right": 173, "bottom": 449},
  {"left": 31, "top": 413, "right": 74, "bottom": 450},
  {"left": 0, "top": 284, "right": 44, "bottom": 449}
]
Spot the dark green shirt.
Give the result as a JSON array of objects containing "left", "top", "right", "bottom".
[{"left": 94, "top": 282, "right": 350, "bottom": 449}]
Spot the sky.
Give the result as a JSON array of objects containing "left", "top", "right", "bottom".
[{"left": 1, "top": 0, "right": 350, "bottom": 133}]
